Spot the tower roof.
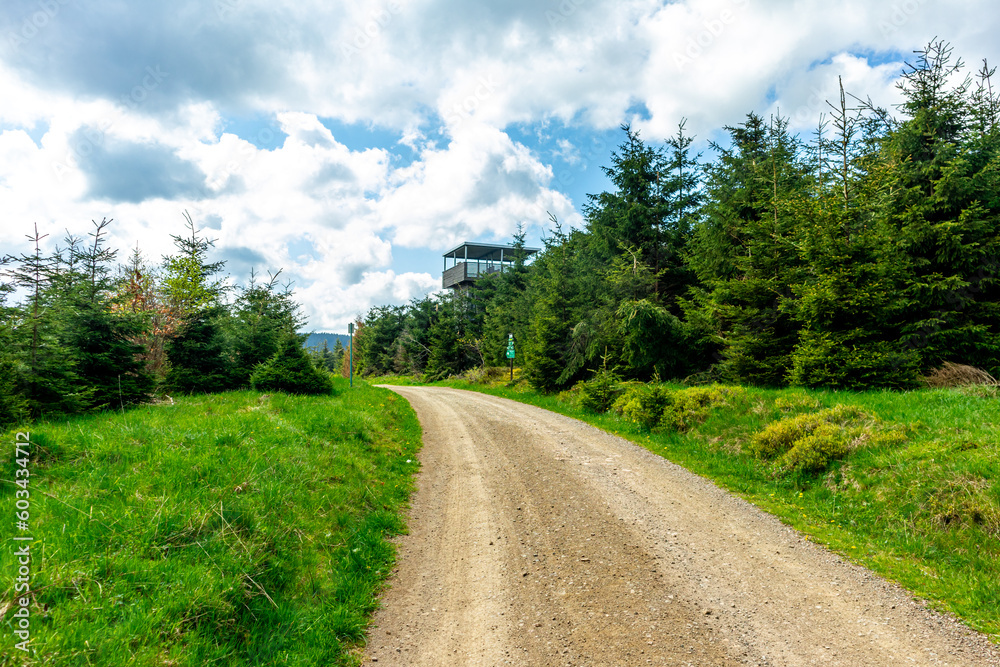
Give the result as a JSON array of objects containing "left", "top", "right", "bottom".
[{"left": 442, "top": 241, "right": 540, "bottom": 262}]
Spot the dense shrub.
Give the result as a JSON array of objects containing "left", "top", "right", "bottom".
[
  {"left": 777, "top": 422, "right": 852, "bottom": 472},
  {"left": 748, "top": 404, "right": 907, "bottom": 474},
  {"left": 251, "top": 336, "right": 335, "bottom": 395},
  {"left": 611, "top": 382, "right": 745, "bottom": 431},
  {"left": 579, "top": 366, "right": 623, "bottom": 413},
  {"left": 612, "top": 383, "right": 672, "bottom": 429},
  {"left": 788, "top": 331, "right": 922, "bottom": 390},
  {"left": 659, "top": 385, "right": 746, "bottom": 432},
  {"left": 749, "top": 405, "right": 867, "bottom": 459}
]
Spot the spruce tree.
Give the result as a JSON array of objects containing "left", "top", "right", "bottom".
[
  {"left": 332, "top": 338, "right": 345, "bottom": 372},
  {"left": 786, "top": 86, "right": 922, "bottom": 389},
  {"left": 112, "top": 244, "right": 179, "bottom": 383},
  {"left": 161, "top": 213, "right": 234, "bottom": 392},
  {"left": 163, "top": 306, "right": 235, "bottom": 394},
  {"left": 230, "top": 269, "right": 304, "bottom": 385},
  {"left": 68, "top": 219, "right": 154, "bottom": 408},
  {"left": 688, "top": 114, "right": 809, "bottom": 385},
  {"left": 882, "top": 41, "right": 1000, "bottom": 374},
  {"left": 660, "top": 119, "right": 702, "bottom": 304},
  {"left": 357, "top": 305, "right": 406, "bottom": 376},
  {"left": 6, "top": 225, "right": 88, "bottom": 416},
  {"left": 525, "top": 221, "right": 578, "bottom": 391},
  {"left": 398, "top": 297, "right": 435, "bottom": 373},
  {"left": 251, "top": 333, "right": 333, "bottom": 395},
  {"left": 424, "top": 296, "right": 463, "bottom": 381},
  {"left": 584, "top": 125, "right": 670, "bottom": 281},
  {"left": 0, "top": 269, "right": 27, "bottom": 427},
  {"left": 482, "top": 225, "right": 534, "bottom": 366},
  {"left": 162, "top": 211, "right": 227, "bottom": 316}
]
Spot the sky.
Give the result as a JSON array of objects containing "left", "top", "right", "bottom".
[{"left": 1, "top": 0, "right": 997, "bottom": 332}]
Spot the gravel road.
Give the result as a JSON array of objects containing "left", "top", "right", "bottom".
[{"left": 363, "top": 386, "right": 999, "bottom": 666}]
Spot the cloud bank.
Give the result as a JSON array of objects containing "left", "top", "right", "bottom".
[{"left": 1, "top": 0, "right": 997, "bottom": 329}]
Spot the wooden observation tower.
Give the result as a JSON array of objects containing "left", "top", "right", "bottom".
[{"left": 441, "top": 241, "right": 539, "bottom": 289}]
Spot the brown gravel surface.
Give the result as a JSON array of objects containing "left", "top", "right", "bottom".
[{"left": 363, "top": 386, "right": 1000, "bottom": 666}]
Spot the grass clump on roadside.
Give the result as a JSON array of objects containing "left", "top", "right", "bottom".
[
  {"left": 748, "top": 404, "right": 907, "bottom": 473},
  {"left": 610, "top": 382, "right": 746, "bottom": 432},
  {"left": 0, "top": 380, "right": 420, "bottom": 666}
]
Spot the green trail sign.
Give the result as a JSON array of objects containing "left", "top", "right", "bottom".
[{"left": 506, "top": 334, "right": 515, "bottom": 381}]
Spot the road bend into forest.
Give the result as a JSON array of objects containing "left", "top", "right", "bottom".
[{"left": 362, "top": 386, "right": 1000, "bottom": 667}]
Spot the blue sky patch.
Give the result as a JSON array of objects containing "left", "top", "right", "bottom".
[{"left": 220, "top": 115, "right": 288, "bottom": 149}]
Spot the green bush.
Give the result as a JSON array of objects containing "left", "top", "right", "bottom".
[
  {"left": 788, "top": 330, "right": 921, "bottom": 390},
  {"left": 611, "top": 383, "right": 745, "bottom": 431},
  {"left": 777, "top": 422, "right": 852, "bottom": 472},
  {"left": 747, "top": 404, "right": 907, "bottom": 474},
  {"left": 251, "top": 336, "right": 335, "bottom": 395},
  {"left": 659, "top": 385, "right": 746, "bottom": 432},
  {"left": 612, "top": 383, "right": 673, "bottom": 429},
  {"left": 579, "top": 366, "right": 623, "bottom": 413},
  {"left": 749, "top": 404, "right": 866, "bottom": 459}
]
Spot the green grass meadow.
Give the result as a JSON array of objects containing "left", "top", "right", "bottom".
[
  {"left": 1, "top": 380, "right": 420, "bottom": 666},
  {"left": 381, "top": 374, "right": 1000, "bottom": 644}
]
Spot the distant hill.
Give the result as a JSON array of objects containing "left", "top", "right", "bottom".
[{"left": 303, "top": 332, "right": 351, "bottom": 350}]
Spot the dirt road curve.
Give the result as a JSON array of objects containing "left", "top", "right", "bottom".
[{"left": 364, "top": 386, "right": 999, "bottom": 666}]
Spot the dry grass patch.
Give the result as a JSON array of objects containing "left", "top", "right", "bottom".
[{"left": 923, "top": 362, "right": 999, "bottom": 389}]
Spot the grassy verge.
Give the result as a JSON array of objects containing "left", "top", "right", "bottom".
[
  {"left": 375, "top": 374, "right": 1000, "bottom": 643},
  {"left": 1, "top": 379, "right": 420, "bottom": 666}
]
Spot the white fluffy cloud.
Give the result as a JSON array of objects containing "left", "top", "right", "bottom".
[
  {"left": 2, "top": 0, "right": 998, "bottom": 330},
  {"left": 378, "top": 120, "right": 581, "bottom": 249},
  {"left": 0, "top": 61, "right": 578, "bottom": 330}
]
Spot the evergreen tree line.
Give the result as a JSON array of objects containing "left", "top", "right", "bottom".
[
  {"left": 0, "top": 214, "right": 332, "bottom": 427},
  {"left": 356, "top": 42, "right": 1000, "bottom": 392},
  {"left": 311, "top": 337, "right": 348, "bottom": 377}
]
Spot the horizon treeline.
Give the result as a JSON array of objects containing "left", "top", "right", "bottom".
[
  {"left": 355, "top": 42, "right": 1000, "bottom": 391},
  {"left": 0, "top": 213, "right": 330, "bottom": 427}
]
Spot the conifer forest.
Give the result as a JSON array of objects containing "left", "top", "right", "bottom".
[{"left": 355, "top": 42, "right": 1000, "bottom": 393}]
